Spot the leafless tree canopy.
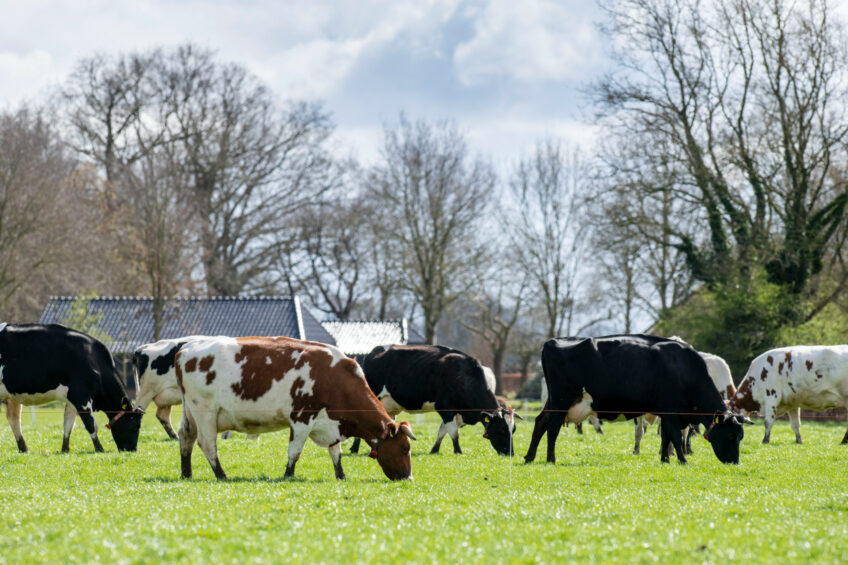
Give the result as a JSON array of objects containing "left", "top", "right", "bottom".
[{"left": 371, "top": 117, "right": 495, "bottom": 343}]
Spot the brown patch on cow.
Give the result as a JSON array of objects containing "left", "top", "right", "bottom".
[
  {"left": 784, "top": 352, "right": 793, "bottom": 371},
  {"left": 230, "top": 337, "right": 390, "bottom": 442},
  {"left": 816, "top": 371, "right": 823, "bottom": 379},
  {"left": 733, "top": 378, "right": 761, "bottom": 413},
  {"left": 199, "top": 356, "right": 214, "bottom": 372},
  {"left": 761, "top": 367, "right": 768, "bottom": 381},
  {"left": 205, "top": 371, "right": 216, "bottom": 385},
  {"left": 175, "top": 358, "right": 185, "bottom": 394},
  {"left": 185, "top": 357, "right": 198, "bottom": 373},
  {"left": 766, "top": 355, "right": 773, "bottom": 365},
  {"left": 778, "top": 362, "right": 784, "bottom": 374},
  {"left": 806, "top": 360, "right": 813, "bottom": 371},
  {"left": 725, "top": 384, "right": 737, "bottom": 401}
]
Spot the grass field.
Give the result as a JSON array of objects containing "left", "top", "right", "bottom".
[{"left": 1, "top": 404, "right": 847, "bottom": 564}]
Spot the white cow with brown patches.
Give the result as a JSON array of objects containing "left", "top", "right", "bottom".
[
  {"left": 175, "top": 336, "right": 415, "bottom": 481},
  {"left": 734, "top": 345, "right": 848, "bottom": 444}
]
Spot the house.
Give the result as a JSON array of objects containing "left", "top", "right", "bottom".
[
  {"left": 321, "top": 319, "right": 426, "bottom": 361},
  {"left": 39, "top": 296, "right": 335, "bottom": 395}
]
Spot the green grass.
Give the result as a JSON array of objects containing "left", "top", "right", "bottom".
[{"left": 1, "top": 404, "right": 847, "bottom": 564}]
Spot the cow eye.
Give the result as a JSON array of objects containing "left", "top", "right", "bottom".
[{"left": 402, "top": 446, "right": 410, "bottom": 455}]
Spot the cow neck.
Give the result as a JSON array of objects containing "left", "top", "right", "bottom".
[{"left": 92, "top": 366, "right": 129, "bottom": 414}]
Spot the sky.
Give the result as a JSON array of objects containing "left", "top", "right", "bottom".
[{"left": 0, "top": 0, "right": 610, "bottom": 168}]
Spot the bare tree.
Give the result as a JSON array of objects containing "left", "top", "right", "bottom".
[
  {"left": 371, "top": 117, "right": 495, "bottom": 343},
  {"left": 504, "top": 140, "right": 589, "bottom": 339},
  {"left": 286, "top": 196, "right": 371, "bottom": 320},
  {"left": 596, "top": 0, "right": 848, "bottom": 319},
  {"left": 115, "top": 145, "right": 200, "bottom": 339},
  {"left": 459, "top": 273, "right": 526, "bottom": 395},
  {"left": 0, "top": 107, "right": 109, "bottom": 321}
]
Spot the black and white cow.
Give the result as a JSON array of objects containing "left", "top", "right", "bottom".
[
  {"left": 350, "top": 345, "right": 516, "bottom": 455},
  {"left": 0, "top": 323, "right": 143, "bottom": 452},
  {"left": 134, "top": 336, "right": 213, "bottom": 439},
  {"left": 524, "top": 334, "right": 751, "bottom": 464}
]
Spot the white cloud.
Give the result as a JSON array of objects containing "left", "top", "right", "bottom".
[{"left": 453, "top": 0, "right": 599, "bottom": 86}]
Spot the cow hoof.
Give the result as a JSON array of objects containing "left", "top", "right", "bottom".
[
  {"left": 17, "top": 442, "right": 28, "bottom": 453},
  {"left": 796, "top": 438, "right": 803, "bottom": 444},
  {"left": 762, "top": 438, "right": 770, "bottom": 444},
  {"left": 181, "top": 473, "right": 192, "bottom": 480},
  {"left": 632, "top": 450, "right": 640, "bottom": 456},
  {"left": 429, "top": 448, "right": 440, "bottom": 455}
]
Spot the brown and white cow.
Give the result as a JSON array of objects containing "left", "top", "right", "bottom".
[
  {"left": 734, "top": 345, "right": 848, "bottom": 444},
  {"left": 175, "top": 336, "right": 416, "bottom": 481}
]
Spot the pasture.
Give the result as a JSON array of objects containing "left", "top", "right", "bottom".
[{"left": 1, "top": 405, "right": 847, "bottom": 564}]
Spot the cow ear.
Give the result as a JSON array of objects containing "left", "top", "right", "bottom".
[
  {"left": 399, "top": 421, "right": 416, "bottom": 441},
  {"left": 121, "top": 397, "right": 132, "bottom": 411},
  {"left": 387, "top": 423, "right": 397, "bottom": 438}
]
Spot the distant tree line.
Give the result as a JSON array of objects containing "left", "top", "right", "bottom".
[{"left": 3, "top": 0, "right": 848, "bottom": 389}]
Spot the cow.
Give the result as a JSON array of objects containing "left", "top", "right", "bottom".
[
  {"left": 0, "top": 323, "right": 143, "bottom": 452},
  {"left": 175, "top": 336, "right": 416, "bottom": 481},
  {"left": 633, "top": 341, "right": 737, "bottom": 455},
  {"left": 348, "top": 345, "right": 516, "bottom": 456},
  {"left": 733, "top": 345, "right": 848, "bottom": 445},
  {"left": 524, "top": 334, "right": 751, "bottom": 464},
  {"left": 134, "top": 337, "right": 202, "bottom": 439}
]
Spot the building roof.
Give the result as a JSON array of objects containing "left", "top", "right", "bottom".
[
  {"left": 39, "top": 296, "right": 335, "bottom": 353},
  {"left": 321, "top": 319, "right": 427, "bottom": 357}
]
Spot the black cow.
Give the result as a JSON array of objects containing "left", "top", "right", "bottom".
[
  {"left": 349, "top": 344, "right": 516, "bottom": 455},
  {"left": 0, "top": 323, "right": 143, "bottom": 452},
  {"left": 524, "top": 334, "right": 750, "bottom": 464}
]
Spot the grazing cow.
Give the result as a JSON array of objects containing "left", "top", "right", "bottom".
[
  {"left": 633, "top": 342, "right": 737, "bottom": 455},
  {"left": 0, "top": 323, "right": 143, "bottom": 452},
  {"left": 175, "top": 336, "right": 415, "bottom": 481},
  {"left": 349, "top": 345, "right": 516, "bottom": 456},
  {"left": 134, "top": 337, "right": 204, "bottom": 439},
  {"left": 524, "top": 334, "right": 750, "bottom": 464},
  {"left": 734, "top": 345, "right": 848, "bottom": 444}
]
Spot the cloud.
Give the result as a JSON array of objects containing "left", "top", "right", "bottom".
[{"left": 453, "top": 0, "right": 599, "bottom": 86}]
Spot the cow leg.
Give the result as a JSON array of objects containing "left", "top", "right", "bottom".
[
  {"left": 68, "top": 389, "right": 104, "bottom": 453},
  {"left": 545, "top": 411, "right": 567, "bottom": 464},
  {"left": 762, "top": 405, "right": 776, "bottom": 444},
  {"left": 188, "top": 407, "right": 225, "bottom": 480},
  {"left": 633, "top": 416, "right": 644, "bottom": 455},
  {"left": 430, "top": 421, "right": 448, "bottom": 454},
  {"left": 5, "top": 399, "right": 27, "bottom": 453},
  {"left": 156, "top": 404, "right": 178, "bottom": 440},
  {"left": 447, "top": 417, "right": 462, "bottom": 454},
  {"left": 684, "top": 425, "right": 693, "bottom": 455},
  {"left": 62, "top": 403, "right": 78, "bottom": 453},
  {"left": 843, "top": 406, "right": 848, "bottom": 444},
  {"left": 575, "top": 422, "right": 584, "bottom": 435},
  {"left": 589, "top": 414, "right": 603, "bottom": 434},
  {"left": 350, "top": 437, "right": 361, "bottom": 454},
  {"left": 328, "top": 442, "right": 345, "bottom": 480},
  {"left": 524, "top": 408, "right": 549, "bottom": 464},
  {"left": 788, "top": 407, "right": 802, "bottom": 444},
  {"left": 285, "top": 426, "right": 310, "bottom": 479},
  {"left": 660, "top": 420, "right": 686, "bottom": 463},
  {"left": 178, "top": 406, "right": 198, "bottom": 479}
]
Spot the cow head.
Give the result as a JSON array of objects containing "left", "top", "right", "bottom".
[
  {"left": 482, "top": 405, "right": 519, "bottom": 456},
  {"left": 704, "top": 411, "right": 752, "bottom": 464},
  {"left": 107, "top": 397, "right": 144, "bottom": 451},
  {"left": 375, "top": 421, "right": 415, "bottom": 480}
]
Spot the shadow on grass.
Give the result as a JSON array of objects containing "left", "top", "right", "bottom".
[{"left": 142, "top": 475, "right": 394, "bottom": 485}]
